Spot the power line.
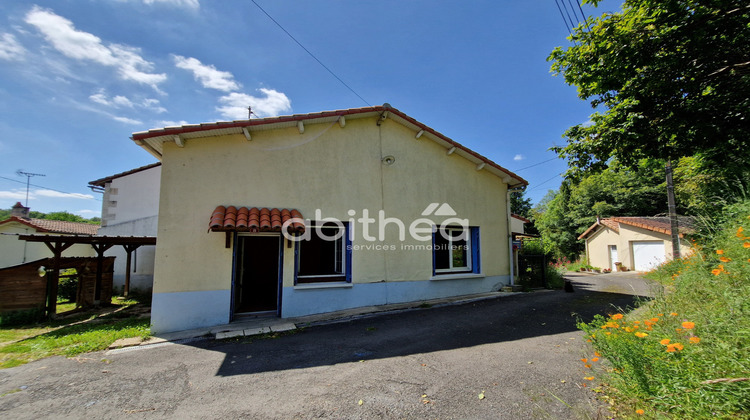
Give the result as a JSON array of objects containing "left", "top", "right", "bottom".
[
  {"left": 553, "top": 0, "right": 572, "bottom": 33},
  {"left": 560, "top": 0, "right": 578, "bottom": 29},
  {"left": 574, "top": 0, "right": 587, "bottom": 23},
  {"left": 528, "top": 173, "right": 563, "bottom": 191},
  {"left": 513, "top": 157, "right": 560, "bottom": 172},
  {"left": 250, "top": 0, "right": 372, "bottom": 108},
  {"left": 0, "top": 175, "right": 101, "bottom": 202}
]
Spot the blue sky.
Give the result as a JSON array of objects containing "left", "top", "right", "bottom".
[{"left": 0, "top": 0, "right": 609, "bottom": 217}]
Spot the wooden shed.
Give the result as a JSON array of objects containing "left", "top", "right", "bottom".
[{"left": 0, "top": 257, "right": 114, "bottom": 314}]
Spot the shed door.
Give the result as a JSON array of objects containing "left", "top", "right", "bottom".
[
  {"left": 632, "top": 241, "right": 666, "bottom": 271},
  {"left": 608, "top": 245, "right": 618, "bottom": 271}
]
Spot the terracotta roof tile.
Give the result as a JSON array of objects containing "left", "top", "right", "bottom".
[
  {"left": 209, "top": 206, "right": 304, "bottom": 233},
  {"left": 0, "top": 216, "right": 99, "bottom": 235},
  {"left": 578, "top": 216, "right": 694, "bottom": 240}
]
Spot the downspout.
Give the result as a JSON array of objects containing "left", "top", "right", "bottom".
[{"left": 507, "top": 184, "right": 526, "bottom": 286}]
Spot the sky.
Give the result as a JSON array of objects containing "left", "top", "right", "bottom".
[{"left": 0, "top": 0, "right": 612, "bottom": 218}]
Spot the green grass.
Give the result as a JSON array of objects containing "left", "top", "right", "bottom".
[
  {"left": 578, "top": 200, "right": 750, "bottom": 418},
  {"left": 0, "top": 297, "right": 150, "bottom": 369}
]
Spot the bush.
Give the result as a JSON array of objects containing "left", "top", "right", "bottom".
[
  {"left": 57, "top": 271, "right": 78, "bottom": 303},
  {"left": 578, "top": 199, "right": 750, "bottom": 418},
  {"left": 0, "top": 307, "right": 44, "bottom": 327}
]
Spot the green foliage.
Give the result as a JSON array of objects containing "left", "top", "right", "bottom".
[
  {"left": 0, "top": 208, "right": 100, "bottom": 224},
  {"left": 57, "top": 270, "right": 79, "bottom": 303},
  {"left": 0, "top": 308, "right": 44, "bottom": 327},
  {"left": 579, "top": 198, "right": 750, "bottom": 418},
  {"left": 549, "top": 0, "right": 750, "bottom": 177}
]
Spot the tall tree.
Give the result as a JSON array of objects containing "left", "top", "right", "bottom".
[{"left": 549, "top": 0, "right": 750, "bottom": 176}]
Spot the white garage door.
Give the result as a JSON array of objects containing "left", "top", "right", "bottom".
[{"left": 632, "top": 241, "right": 666, "bottom": 271}]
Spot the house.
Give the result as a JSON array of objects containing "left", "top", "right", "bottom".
[
  {"left": 88, "top": 162, "right": 161, "bottom": 293},
  {"left": 578, "top": 216, "right": 693, "bottom": 272},
  {"left": 131, "top": 104, "right": 528, "bottom": 333},
  {"left": 0, "top": 202, "right": 98, "bottom": 268}
]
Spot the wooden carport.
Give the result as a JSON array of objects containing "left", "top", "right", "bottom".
[{"left": 16, "top": 235, "right": 156, "bottom": 316}]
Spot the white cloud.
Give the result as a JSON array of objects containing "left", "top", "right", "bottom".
[
  {"left": 0, "top": 33, "right": 26, "bottom": 61},
  {"left": 89, "top": 90, "right": 166, "bottom": 114},
  {"left": 35, "top": 190, "right": 94, "bottom": 200},
  {"left": 143, "top": 0, "right": 200, "bottom": 8},
  {"left": 76, "top": 209, "right": 101, "bottom": 216},
  {"left": 513, "top": 154, "right": 524, "bottom": 161},
  {"left": 113, "top": 116, "right": 143, "bottom": 125},
  {"left": 157, "top": 120, "right": 189, "bottom": 127},
  {"left": 173, "top": 55, "right": 240, "bottom": 92},
  {"left": 0, "top": 190, "right": 27, "bottom": 200},
  {"left": 217, "top": 89, "right": 291, "bottom": 119},
  {"left": 24, "top": 6, "right": 166, "bottom": 90}
]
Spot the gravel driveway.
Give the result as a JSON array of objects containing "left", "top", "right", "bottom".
[{"left": 0, "top": 272, "right": 653, "bottom": 419}]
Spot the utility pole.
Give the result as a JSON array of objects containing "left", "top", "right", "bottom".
[
  {"left": 665, "top": 161, "right": 680, "bottom": 259},
  {"left": 16, "top": 170, "right": 46, "bottom": 207}
]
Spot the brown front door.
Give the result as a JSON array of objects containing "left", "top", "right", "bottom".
[{"left": 234, "top": 235, "right": 281, "bottom": 315}]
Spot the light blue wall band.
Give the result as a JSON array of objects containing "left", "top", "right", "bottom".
[
  {"left": 281, "top": 275, "right": 508, "bottom": 318},
  {"left": 151, "top": 289, "right": 231, "bottom": 333}
]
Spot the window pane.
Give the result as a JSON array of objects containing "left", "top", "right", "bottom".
[
  {"left": 452, "top": 238, "right": 468, "bottom": 268},
  {"left": 434, "top": 232, "right": 449, "bottom": 270},
  {"left": 299, "top": 226, "right": 343, "bottom": 276}
]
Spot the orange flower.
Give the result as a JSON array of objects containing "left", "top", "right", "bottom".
[
  {"left": 666, "top": 343, "right": 684, "bottom": 352},
  {"left": 720, "top": 256, "right": 731, "bottom": 262},
  {"left": 584, "top": 363, "right": 592, "bottom": 368},
  {"left": 625, "top": 327, "right": 633, "bottom": 332},
  {"left": 712, "top": 268, "right": 722, "bottom": 276},
  {"left": 737, "top": 227, "right": 744, "bottom": 238},
  {"left": 658, "top": 313, "right": 664, "bottom": 317},
  {"left": 670, "top": 312, "right": 678, "bottom": 316},
  {"left": 635, "top": 332, "right": 648, "bottom": 338},
  {"left": 594, "top": 351, "right": 601, "bottom": 357},
  {"left": 592, "top": 357, "right": 599, "bottom": 362},
  {"left": 716, "top": 249, "right": 724, "bottom": 255},
  {"left": 584, "top": 376, "right": 594, "bottom": 381},
  {"left": 660, "top": 338, "right": 671, "bottom": 345},
  {"left": 650, "top": 317, "right": 659, "bottom": 323},
  {"left": 636, "top": 409, "right": 645, "bottom": 415},
  {"left": 744, "top": 242, "right": 750, "bottom": 248},
  {"left": 611, "top": 313, "right": 623, "bottom": 320},
  {"left": 633, "top": 321, "right": 641, "bottom": 324},
  {"left": 581, "top": 358, "right": 588, "bottom": 363},
  {"left": 675, "top": 328, "right": 683, "bottom": 333},
  {"left": 689, "top": 337, "right": 701, "bottom": 344},
  {"left": 682, "top": 321, "right": 695, "bottom": 330}
]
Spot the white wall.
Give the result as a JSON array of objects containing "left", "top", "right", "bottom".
[{"left": 98, "top": 165, "right": 160, "bottom": 292}]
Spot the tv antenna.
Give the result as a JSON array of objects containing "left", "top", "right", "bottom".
[{"left": 16, "top": 170, "right": 46, "bottom": 207}]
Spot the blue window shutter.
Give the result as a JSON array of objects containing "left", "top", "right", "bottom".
[
  {"left": 293, "top": 233, "right": 300, "bottom": 286},
  {"left": 345, "top": 223, "right": 352, "bottom": 283},
  {"left": 471, "top": 227, "right": 481, "bottom": 274},
  {"left": 431, "top": 230, "right": 436, "bottom": 276}
]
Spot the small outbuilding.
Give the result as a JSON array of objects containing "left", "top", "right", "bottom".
[{"left": 578, "top": 216, "right": 693, "bottom": 272}]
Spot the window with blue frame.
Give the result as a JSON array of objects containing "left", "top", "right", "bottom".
[
  {"left": 433, "top": 226, "right": 480, "bottom": 274},
  {"left": 295, "top": 222, "right": 352, "bottom": 284}
]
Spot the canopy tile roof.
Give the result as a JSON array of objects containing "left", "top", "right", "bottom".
[
  {"left": 0, "top": 216, "right": 99, "bottom": 235},
  {"left": 209, "top": 206, "right": 304, "bottom": 233}
]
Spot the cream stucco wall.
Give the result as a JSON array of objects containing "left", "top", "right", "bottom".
[
  {"left": 153, "top": 115, "right": 510, "bottom": 296},
  {"left": 0, "top": 222, "right": 97, "bottom": 268},
  {"left": 585, "top": 224, "right": 692, "bottom": 271}
]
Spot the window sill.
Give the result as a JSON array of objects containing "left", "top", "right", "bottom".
[
  {"left": 293, "top": 282, "right": 353, "bottom": 290},
  {"left": 429, "top": 273, "right": 485, "bottom": 281}
]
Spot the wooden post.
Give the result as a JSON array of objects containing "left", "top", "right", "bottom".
[
  {"left": 665, "top": 161, "right": 681, "bottom": 259},
  {"left": 92, "top": 243, "right": 114, "bottom": 304},
  {"left": 42, "top": 241, "right": 73, "bottom": 317},
  {"left": 122, "top": 244, "right": 141, "bottom": 297}
]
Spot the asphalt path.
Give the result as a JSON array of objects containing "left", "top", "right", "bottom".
[{"left": 0, "top": 272, "right": 654, "bottom": 419}]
